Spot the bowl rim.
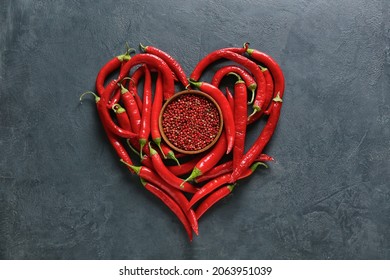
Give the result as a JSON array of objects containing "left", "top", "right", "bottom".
[{"left": 158, "top": 90, "right": 224, "bottom": 155}]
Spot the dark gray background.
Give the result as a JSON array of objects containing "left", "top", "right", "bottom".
[{"left": 1, "top": 0, "right": 389, "bottom": 259}]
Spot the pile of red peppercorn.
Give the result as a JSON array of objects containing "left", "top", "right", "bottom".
[
  {"left": 161, "top": 92, "right": 221, "bottom": 152},
  {"left": 82, "top": 42, "right": 285, "bottom": 241}
]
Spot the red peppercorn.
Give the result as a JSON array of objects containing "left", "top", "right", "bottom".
[{"left": 161, "top": 94, "right": 221, "bottom": 152}]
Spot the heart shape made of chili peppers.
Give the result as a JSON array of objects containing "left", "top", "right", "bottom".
[{"left": 84, "top": 43, "right": 285, "bottom": 241}]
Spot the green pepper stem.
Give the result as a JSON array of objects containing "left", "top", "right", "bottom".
[
  {"left": 119, "top": 159, "right": 140, "bottom": 174},
  {"left": 79, "top": 91, "right": 100, "bottom": 103},
  {"left": 188, "top": 79, "right": 202, "bottom": 88}
]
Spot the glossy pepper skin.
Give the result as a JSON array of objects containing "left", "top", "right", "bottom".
[
  {"left": 140, "top": 179, "right": 193, "bottom": 241},
  {"left": 119, "top": 53, "right": 175, "bottom": 100},
  {"left": 211, "top": 65, "right": 257, "bottom": 104},
  {"left": 139, "top": 66, "right": 152, "bottom": 157},
  {"left": 229, "top": 73, "right": 247, "bottom": 170},
  {"left": 140, "top": 43, "right": 190, "bottom": 89},
  {"left": 183, "top": 131, "right": 227, "bottom": 183},
  {"left": 230, "top": 48, "right": 285, "bottom": 182},
  {"left": 188, "top": 80, "right": 235, "bottom": 155}
]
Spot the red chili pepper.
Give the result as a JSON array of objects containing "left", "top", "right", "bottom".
[
  {"left": 187, "top": 80, "right": 235, "bottom": 154},
  {"left": 183, "top": 131, "right": 227, "bottom": 183},
  {"left": 190, "top": 162, "right": 267, "bottom": 209},
  {"left": 150, "top": 72, "right": 165, "bottom": 156},
  {"left": 247, "top": 66, "right": 273, "bottom": 121},
  {"left": 191, "top": 50, "right": 266, "bottom": 113},
  {"left": 246, "top": 48, "right": 285, "bottom": 110},
  {"left": 159, "top": 142, "right": 181, "bottom": 165},
  {"left": 140, "top": 43, "right": 190, "bottom": 89},
  {"left": 189, "top": 173, "right": 231, "bottom": 209},
  {"left": 95, "top": 52, "right": 131, "bottom": 97},
  {"left": 79, "top": 92, "right": 134, "bottom": 174},
  {"left": 148, "top": 144, "right": 198, "bottom": 193},
  {"left": 120, "top": 160, "right": 198, "bottom": 236},
  {"left": 112, "top": 103, "right": 132, "bottom": 131},
  {"left": 98, "top": 81, "right": 138, "bottom": 139},
  {"left": 167, "top": 154, "right": 203, "bottom": 177},
  {"left": 139, "top": 66, "right": 152, "bottom": 157},
  {"left": 128, "top": 65, "right": 145, "bottom": 111},
  {"left": 230, "top": 48, "right": 285, "bottom": 182},
  {"left": 119, "top": 85, "right": 141, "bottom": 133},
  {"left": 190, "top": 43, "right": 249, "bottom": 81},
  {"left": 212, "top": 65, "right": 257, "bottom": 104},
  {"left": 229, "top": 73, "right": 247, "bottom": 170},
  {"left": 119, "top": 53, "right": 175, "bottom": 100},
  {"left": 195, "top": 154, "right": 273, "bottom": 183},
  {"left": 121, "top": 162, "right": 198, "bottom": 235},
  {"left": 247, "top": 67, "right": 274, "bottom": 124},
  {"left": 226, "top": 87, "right": 234, "bottom": 113},
  {"left": 230, "top": 93, "right": 283, "bottom": 183},
  {"left": 140, "top": 179, "right": 193, "bottom": 241},
  {"left": 195, "top": 184, "right": 235, "bottom": 220}
]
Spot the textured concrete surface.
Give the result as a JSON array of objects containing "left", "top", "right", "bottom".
[{"left": 1, "top": 0, "right": 389, "bottom": 259}]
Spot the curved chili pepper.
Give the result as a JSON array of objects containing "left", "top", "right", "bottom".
[
  {"left": 190, "top": 43, "right": 249, "bottom": 81},
  {"left": 195, "top": 184, "right": 235, "bottom": 220},
  {"left": 247, "top": 66, "right": 274, "bottom": 124},
  {"left": 188, "top": 80, "right": 235, "bottom": 154},
  {"left": 128, "top": 65, "right": 145, "bottom": 111},
  {"left": 229, "top": 73, "right": 247, "bottom": 170},
  {"left": 95, "top": 52, "right": 130, "bottom": 97},
  {"left": 140, "top": 179, "right": 193, "bottom": 241},
  {"left": 148, "top": 144, "right": 198, "bottom": 193},
  {"left": 230, "top": 94, "right": 283, "bottom": 183},
  {"left": 190, "top": 162, "right": 267, "bottom": 209},
  {"left": 246, "top": 48, "right": 285, "bottom": 101},
  {"left": 120, "top": 85, "right": 141, "bottom": 133},
  {"left": 230, "top": 48, "right": 285, "bottom": 182},
  {"left": 121, "top": 160, "right": 198, "bottom": 235},
  {"left": 98, "top": 81, "right": 138, "bottom": 139},
  {"left": 247, "top": 66, "right": 271, "bottom": 121},
  {"left": 150, "top": 72, "right": 165, "bottom": 156},
  {"left": 160, "top": 142, "right": 180, "bottom": 166},
  {"left": 191, "top": 50, "right": 266, "bottom": 113},
  {"left": 119, "top": 53, "right": 175, "bottom": 100},
  {"left": 139, "top": 66, "right": 152, "bottom": 158},
  {"left": 226, "top": 87, "right": 234, "bottom": 112},
  {"left": 79, "top": 92, "right": 134, "bottom": 174},
  {"left": 123, "top": 162, "right": 198, "bottom": 235},
  {"left": 195, "top": 154, "right": 273, "bottom": 183},
  {"left": 183, "top": 131, "right": 227, "bottom": 183},
  {"left": 140, "top": 43, "right": 190, "bottom": 89},
  {"left": 212, "top": 65, "right": 257, "bottom": 104},
  {"left": 189, "top": 173, "right": 231, "bottom": 209},
  {"left": 112, "top": 103, "right": 132, "bottom": 131},
  {"left": 167, "top": 154, "right": 203, "bottom": 177}
]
